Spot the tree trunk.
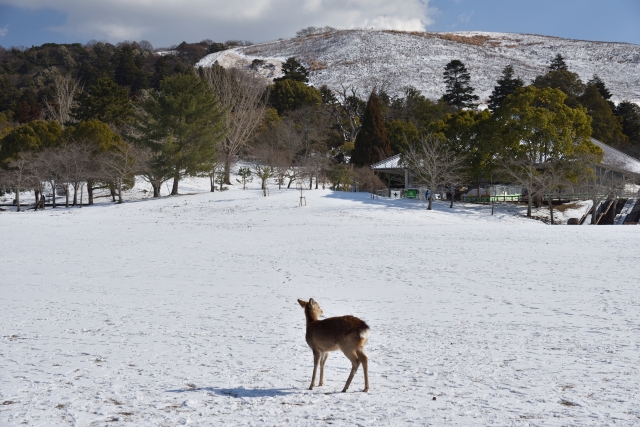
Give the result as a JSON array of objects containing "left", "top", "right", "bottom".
[
  {"left": 527, "top": 193, "right": 532, "bottom": 217},
  {"left": 110, "top": 186, "right": 116, "bottom": 202},
  {"left": 315, "top": 174, "right": 318, "bottom": 190},
  {"left": 591, "top": 197, "right": 598, "bottom": 224},
  {"left": 427, "top": 187, "right": 433, "bottom": 210},
  {"left": 210, "top": 174, "right": 215, "bottom": 192},
  {"left": 171, "top": 170, "right": 180, "bottom": 195},
  {"left": 49, "top": 180, "right": 57, "bottom": 208},
  {"left": 287, "top": 178, "right": 294, "bottom": 189},
  {"left": 87, "top": 181, "right": 94, "bottom": 205},
  {"left": 118, "top": 180, "right": 123, "bottom": 203},
  {"left": 224, "top": 155, "right": 232, "bottom": 185},
  {"left": 80, "top": 184, "right": 83, "bottom": 208},
  {"left": 309, "top": 175, "right": 313, "bottom": 190},
  {"left": 15, "top": 188, "right": 20, "bottom": 212},
  {"left": 64, "top": 185, "right": 69, "bottom": 208},
  {"left": 34, "top": 189, "right": 39, "bottom": 211},
  {"left": 548, "top": 195, "right": 554, "bottom": 225},
  {"left": 152, "top": 182, "right": 161, "bottom": 197},
  {"left": 72, "top": 184, "right": 78, "bottom": 206}
]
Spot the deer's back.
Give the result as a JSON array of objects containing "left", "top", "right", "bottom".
[{"left": 306, "top": 315, "right": 370, "bottom": 351}]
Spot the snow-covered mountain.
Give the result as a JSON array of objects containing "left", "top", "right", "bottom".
[{"left": 196, "top": 29, "right": 640, "bottom": 104}]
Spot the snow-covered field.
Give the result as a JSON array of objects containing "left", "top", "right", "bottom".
[
  {"left": 196, "top": 29, "right": 640, "bottom": 104},
  {"left": 2, "top": 177, "right": 640, "bottom": 426}
]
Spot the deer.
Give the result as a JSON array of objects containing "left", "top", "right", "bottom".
[{"left": 297, "top": 298, "right": 370, "bottom": 392}]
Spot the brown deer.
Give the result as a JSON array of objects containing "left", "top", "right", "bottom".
[{"left": 297, "top": 298, "right": 370, "bottom": 392}]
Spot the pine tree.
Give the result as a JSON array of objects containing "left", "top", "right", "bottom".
[
  {"left": 487, "top": 65, "right": 524, "bottom": 112},
  {"left": 442, "top": 60, "right": 479, "bottom": 111},
  {"left": 579, "top": 84, "right": 627, "bottom": 145},
  {"left": 588, "top": 74, "right": 612, "bottom": 100},
  {"left": 351, "top": 92, "right": 392, "bottom": 167},
  {"left": 135, "top": 74, "right": 226, "bottom": 195},
  {"left": 549, "top": 54, "right": 567, "bottom": 71},
  {"left": 275, "top": 57, "right": 309, "bottom": 83},
  {"left": 615, "top": 101, "right": 640, "bottom": 143},
  {"left": 72, "top": 78, "right": 133, "bottom": 127}
]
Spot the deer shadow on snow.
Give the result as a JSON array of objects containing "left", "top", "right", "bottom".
[{"left": 167, "top": 386, "right": 294, "bottom": 398}]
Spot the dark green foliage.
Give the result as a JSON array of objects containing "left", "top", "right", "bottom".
[
  {"left": 268, "top": 79, "right": 321, "bottom": 115},
  {"left": 487, "top": 65, "right": 524, "bottom": 112},
  {"left": 275, "top": 57, "right": 309, "bottom": 83},
  {"left": 588, "top": 75, "right": 612, "bottom": 100},
  {"left": 549, "top": 54, "right": 567, "bottom": 71},
  {"left": 0, "top": 120, "right": 63, "bottom": 165},
  {"left": 351, "top": 92, "right": 392, "bottom": 167},
  {"left": 152, "top": 56, "right": 172, "bottom": 88},
  {"left": 579, "top": 84, "right": 627, "bottom": 144},
  {"left": 615, "top": 101, "right": 640, "bottom": 144},
  {"left": 72, "top": 78, "right": 132, "bottom": 126},
  {"left": 175, "top": 41, "right": 209, "bottom": 65},
  {"left": 0, "top": 39, "right": 220, "bottom": 123},
  {"left": 134, "top": 74, "right": 226, "bottom": 194},
  {"left": 442, "top": 60, "right": 479, "bottom": 110},
  {"left": 385, "top": 119, "right": 418, "bottom": 154},
  {"left": 533, "top": 69, "right": 585, "bottom": 108},
  {"left": 388, "top": 86, "right": 454, "bottom": 129}
]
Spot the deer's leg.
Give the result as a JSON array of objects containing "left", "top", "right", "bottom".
[
  {"left": 341, "top": 350, "right": 360, "bottom": 393},
  {"left": 319, "top": 352, "right": 329, "bottom": 386},
  {"left": 356, "top": 347, "right": 369, "bottom": 392},
  {"left": 309, "top": 350, "right": 320, "bottom": 390}
]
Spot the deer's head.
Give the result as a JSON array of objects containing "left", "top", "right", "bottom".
[{"left": 297, "top": 298, "right": 323, "bottom": 321}]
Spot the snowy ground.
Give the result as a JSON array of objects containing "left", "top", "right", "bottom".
[{"left": 2, "top": 177, "right": 640, "bottom": 426}]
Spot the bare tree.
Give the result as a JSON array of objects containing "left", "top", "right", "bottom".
[
  {"left": 500, "top": 156, "right": 540, "bottom": 218},
  {"left": 0, "top": 154, "right": 30, "bottom": 211},
  {"left": 203, "top": 66, "right": 267, "bottom": 184},
  {"left": 353, "top": 167, "right": 386, "bottom": 197},
  {"left": 252, "top": 144, "right": 278, "bottom": 196},
  {"left": 328, "top": 84, "right": 364, "bottom": 144},
  {"left": 57, "top": 143, "right": 93, "bottom": 206},
  {"left": 534, "top": 160, "right": 571, "bottom": 224},
  {"left": 401, "top": 134, "right": 466, "bottom": 210},
  {"left": 44, "top": 73, "right": 81, "bottom": 126},
  {"left": 98, "top": 143, "right": 149, "bottom": 203}
]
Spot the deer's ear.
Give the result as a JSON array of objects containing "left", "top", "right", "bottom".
[
  {"left": 309, "top": 298, "right": 316, "bottom": 306},
  {"left": 297, "top": 299, "right": 307, "bottom": 307}
]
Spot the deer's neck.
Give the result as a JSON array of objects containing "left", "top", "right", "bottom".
[{"left": 304, "top": 311, "right": 318, "bottom": 328}]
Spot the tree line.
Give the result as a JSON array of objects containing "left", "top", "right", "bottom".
[{"left": 1, "top": 40, "right": 640, "bottom": 219}]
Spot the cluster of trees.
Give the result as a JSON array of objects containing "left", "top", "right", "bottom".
[
  {"left": 0, "top": 38, "right": 236, "bottom": 125},
  {"left": 2, "top": 37, "right": 639, "bottom": 217}
]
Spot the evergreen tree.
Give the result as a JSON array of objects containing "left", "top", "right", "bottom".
[
  {"left": 442, "top": 60, "right": 479, "bottom": 111},
  {"left": 578, "top": 84, "right": 627, "bottom": 144},
  {"left": 351, "top": 92, "right": 392, "bottom": 167},
  {"left": 549, "top": 54, "right": 567, "bottom": 71},
  {"left": 269, "top": 79, "right": 321, "bottom": 115},
  {"left": 487, "top": 65, "right": 524, "bottom": 112},
  {"left": 72, "top": 78, "right": 133, "bottom": 127},
  {"left": 588, "top": 74, "right": 612, "bottom": 100},
  {"left": 275, "top": 57, "right": 309, "bottom": 83},
  {"left": 135, "top": 74, "right": 226, "bottom": 195},
  {"left": 533, "top": 69, "right": 584, "bottom": 108},
  {"left": 614, "top": 101, "right": 640, "bottom": 144}
]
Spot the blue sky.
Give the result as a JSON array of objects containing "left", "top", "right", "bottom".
[{"left": 0, "top": 0, "right": 639, "bottom": 48}]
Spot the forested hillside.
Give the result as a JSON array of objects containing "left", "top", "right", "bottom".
[{"left": 0, "top": 39, "right": 228, "bottom": 125}]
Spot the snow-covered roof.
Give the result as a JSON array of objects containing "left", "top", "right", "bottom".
[
  {"left": 591, "top": 138, "right": 640, "bottom": 176},
  {"left": 371, "top": 154, "right": 402, "bottom": 171}
]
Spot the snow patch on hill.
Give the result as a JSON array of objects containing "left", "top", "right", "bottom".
[{"left": 196, "top": 29, "right": 640, "bottom": 103}]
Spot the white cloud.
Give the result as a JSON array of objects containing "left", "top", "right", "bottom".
[
  {"left": 0, "top": 0, "right": 433, "bottom": 45},
  {"left": 0, "top": 25, "right": 8, "bottom": 37}
]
